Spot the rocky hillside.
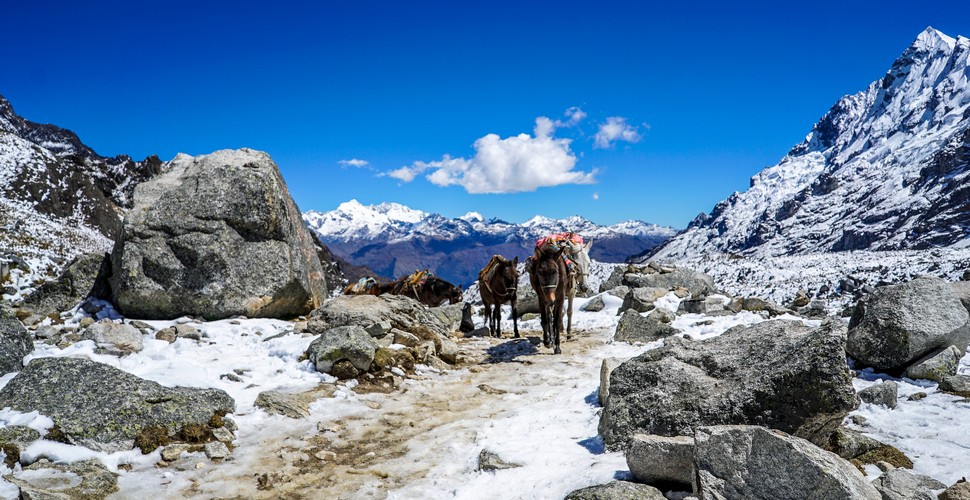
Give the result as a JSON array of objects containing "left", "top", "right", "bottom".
[
  {"left": 652, "top": 27, "right": 970, "bottom": 261},
  {"left": 0, "top": 95, "right": 162, "bottom": 239},
  {"left": 305, "top": 199, "right": 677, "bottom": 285}
]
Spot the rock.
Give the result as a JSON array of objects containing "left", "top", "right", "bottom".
[
  {"left": 600, "top": 320, "right": 857, "bottom": 450},
  {"left": 797, "top": 300, "right": 830, "bottom": 319},
  {"left": 598, "top": 358, "right": 627, "bottom": 407},
  {"left": 305, "top": 326, "right": 377, "bottom": 375},
  {"left": 411, "top": 341, "right": 436, "bottom": 364},
  {"left": 0, "top": 309, "right": 32, "bottom": 375},
  {"left": 79, "top": 317, "right": 95, "bottom": 328},
  {"left": 726, "top": 297, "right": 744, "bottom": 313},
  {"left": 372, "top": 348, "right": 415, "bottom": 372},
  {"left": 129, "top": 320, "right": 154, "bottom": 331},
  {"left": 564, "top": 481, "right": 666, "bottom": 500},
  {"left": 392, "top": 329, "right": 421, "bottom": 347},
  {"left": 212, "top": 427, "right": 234, "bottom": 443},
  {"left": 847, "top": 277, "right": 970, "bottom": 371},
  {"left": 647, "top": 307, "right": 676, "bottom": 324},
  {"left": 438, "top": 337, "right": 459, "bottom": 364},
  {"left": 904, "top": 345, "right": 962, "bottom": 382},
  {"left": 581, "top": 295, "right": 605, "bottom": 312},
  {"left": 598, "top": 267, "right": 625, "bottom": 293},
  {"left": 622, "top": 268, "right": 715, "bottom": 297},
  {"left": 477, "top": 449, "right": 521, "bottom": 471},
  {"left": 939, "top": 374, "right": 970, "bottom": 397},
  {"left": 606, "top": 285, "right": 631, "bottom": 300},
  {"left": 155, "top": 327, "right": 178, "bottom": 343},
  {"left": 939, "top": 480, "right": 970, "bottom": 500},
  {"left": 907, "top": 392, "right": 927, "bottom": 401},
  {"left": 626, "top": 434, "right": 694, "bottom": 486},
  {"left": 858, "top": 381, "right": 898, "bottom": 409},
  {"left": 82, "top": 320, "right": 144, "bottom": 353},
  {"left": 428, "top": 303, "right": 463, "bottom": 331},
  {"left": 516, "top": 283, "right": 540, "bottom": 317},
  {"left": 21, "top": 252, "right": 112, "bottom": 317},
  {"left": 110, "top": 149, "right": 328, "bottom": 320},
  {"left": 619, "top": 287, "right": 666, "bottom": 314},
  {"left": 680, "top": 296, "right": 728, "bottom": 315},
  {"left": 254, "top": 386, "right": 337, "bottom": 419},
  {"left": 330, "top": 360, "right": 359, "bottom": 379},
  {"left": 742, "top": 297, "right": 770, "bottom": 312},
  {"left": 693, "top": 425, "right": 880, "bottom": 500},
  {"left": 827, "top": 427, "right": 885, "bottom": 460},
  {"left": 854, "top": 445, "right": 914, "bottom": 469},
  {"left": 174, "top": 324, "right": 202, "bottom": 341},
  {"left": 0, "top": 425, "right": 41, "bottom": 450},
  {"left": 790, "top": 289, "right": 811, "bottom": 308},
  {"left": 5, "top": 458, "right": 118, "bottom": 500},
  {"left": 871, "top": 468, "right": 946, "bottom": 500},
  {"left": 952, "top": 281, "right": 970, "bottom": 315},
  {"left": 204, "top": 441, "right": 230, "bottom": 460},
  {"left": 161, "top": 443, "right": 191, "bottom": 461},
  {"left": 0, "top": 357, "right": 234, "bottom": 452},
  {"left": 613, "top": 309, "right": 680, "bottom": 344},
  {"left": 308, "top": 294, "right": 452, "bottom": 339}
]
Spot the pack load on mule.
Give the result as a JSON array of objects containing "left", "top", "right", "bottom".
[
  {"left": 391, "top": 269, "right": 463, "bottom": 307},
  {"left": 526, "top": 231, "right": 593, "bottom": 354},
  {"left": 343, "top": 277, "right": 380, "bottom": 295},
  {"left": 477, "top": 255, "right": 520, "bottom": 338}
]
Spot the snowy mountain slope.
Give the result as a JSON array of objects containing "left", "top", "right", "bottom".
[
  {"left": 304, "top": 199, "right": 677, "bottom": 284},
  {"left": 0, "top": 95, "right": 162, "bottom": 238},
  {"left": 652, "top": 27, "right": 970, "bottom": 261}
]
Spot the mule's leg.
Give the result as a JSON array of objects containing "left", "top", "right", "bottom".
[
  {"left": 553, "top": 299, "right": 563, "bottom": 355},
  {"left": 495, "top": 302, "right": 502, "bottom": 338},
  {"left": 540, "top": 305, "right": 552, "bottom": 348},
  {"left": 566, "top": 291, "right": 574, "bottom": 341},
  {"left": 511, "top": 298, "right": 520, "bottom": 339},
  {"left": 483, "top": 303, "right": 493, "bottom": 337}
]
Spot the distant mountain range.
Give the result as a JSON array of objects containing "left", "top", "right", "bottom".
[
  {"left": 304, "top": 200, "right": 677, "bottom": 285},
  {"left": 651, "top": 27, "right": 970, "bottom": 262}
]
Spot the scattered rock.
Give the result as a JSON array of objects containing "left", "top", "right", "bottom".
[
  {"left": 939, "top": 479, "right": 970, "bottom": 500},
  {"left": 204, "top": 441, "right": 230, "bottom": 460},
  {"left": 438, "top": 337, "right": 459, "bottom": 364},
  {"left": 907, "top": 392, "right": 927, "bottom": 402},
  {"left": 854, "top": 445, "right": 914, "bottom": 469},
  {"left": 308, "top": 294, "right": 453, "bottom": 339},
  {"left": 619, "top": 287, "right": 665, "bottom": 314},
  {"left": 622, "top": 268, "right": 715, "bottom": 298},
  {"left": 581, "top": 295, "right": 605, "bottom": 312},
  {"left": 598, "top": 357, "right": 626, "bottom": 407},
  {"left": 646, "top": 307, "right": 676, "bottom": 324},
  {"left": 155, "top": 327, "right": 178, "bottom": 343},
  {"left": 827, "top": 426, "right": 886, "bottom": 460},
  {"left": 161, "top": 444, "right": 191, "bottom": 461},
  {"left": 613, "top": 309, "right": 680, "bottom": 344},
  {"left": 847, "top": 277, "right": 970, "bottom": 372},
  {"left": 305, "top": 325, "right": 377, "bottom": 375},
  {"left": 110, "top": 149, "right": 328, "bottom": 320},
  {"left": 871, "top": 468, "right": 946, "bottom": 500},
  {"left": 693, "top": 425, "right": 880, "bottom": 500},
  {"left": 5, "top": 458, "right": 119, "bottom": 500},
  {"left": 0, "top": 308, "right": 32, "bottom": 375},
  {"left": 477, "top": 449, "right": 521, "bottom": 471},
  {"left": 626, "top": 433, "right": 694, "bottom": 486},
  {"left": 0, "top": 357, "right": 234, "bottom": 452},
  {"left": 606, "top": 285, "right": 631, "bottom": 300},
  {"left": 82, "top": 320, "right": 144, "bottom": 353},
  {"left": 21, "top": 252, "right": 112, "bottom": 317},
  {"left": 330, "top": 360, "right": 359, "bottom": 380},
  {"left": 680, "top": 295, "right": 728, "bottom": 315},
  {"left": 600, "top": 320, "right": 857, "bottom": 450},
  {"left": 939, "top": 374, "right": 970, "bottom": 397},
  {"left": 212, "top": 427, "right": 233, "bottom": 443},
  {"left": 952, "top": 281, "right": 970, "bottom": 315},
  {"left": 858, "top": 381, "right": 898, "bottom": 409},
  {"left": 790, "top": 289, "right": 811, "bottom": 308},
  {"left": 254, "top": 386, "right": 338, "bottom": 419},
  {"left": 904, "top": 345, "right": 962, "bottom": 382},
  {"left": 564, "top": 481, "right": 665, "bottom": 500}
]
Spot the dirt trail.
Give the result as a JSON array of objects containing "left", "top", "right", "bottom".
[{"left": 175, "top": 326, "right": 617, "bottom": 499}]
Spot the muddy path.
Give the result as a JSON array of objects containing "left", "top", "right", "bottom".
[{"left": 153, "top": 325, "right": 632, "bottom": 499}]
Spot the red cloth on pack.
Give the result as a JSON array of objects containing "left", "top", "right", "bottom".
[{"left": 535, "top": 232, "right": 584, "bottom": 249}]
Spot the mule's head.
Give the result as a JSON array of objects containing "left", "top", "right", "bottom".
[
  {"left": 448, "top": 284, "right": 463, "bottom": 304},
  {"left": 531, "top": 249, "right": 565, "bottom": 304},
  {"left": 562, "top": 238, "right": 593, "bottom": 293}
]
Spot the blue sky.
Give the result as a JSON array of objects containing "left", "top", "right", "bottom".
[{"left": 4, "top": 1, "right": 969, "bottom": 227}]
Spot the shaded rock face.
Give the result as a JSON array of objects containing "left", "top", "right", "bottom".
[
  {"left": 0, "top": 357, "right": 234, "bottom": 452},
  {"left": 693, "top": 425, "right": 880, "bottom": 500},
  {"left": 22, "top": 252, "right": 112, "bottom": 316},
  {"left": 600, "top": 320, "right": 857, "bottom": 450},
  {"left": 110, "top": 149, "right": 327, "bottom": 320},
  {"left": 306, "top": 326, "right": 378, "bottom": 375},
  {"left": 0, "top": 307, "right": 32, "bottom": 375},
  {"left": 308, "top": 294, "right": 453, "bottom": 338},
  {"left": 614, "top": 309, "right": 679, "bottom": 343},
  {"left": 847, "top": 277, "right": 970, "bottom": 371}
]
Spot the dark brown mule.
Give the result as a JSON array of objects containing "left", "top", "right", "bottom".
[
  {"left": 478, "top": 255, "right": 520, "bottom": 338},
  {"left": 392, "top": 270, "right": 463, "bottom": 307},
  {"left": 527, "top": 246, "right": 567, "bottom": 354},
  {"left": 342, "top": 277, "right": 393, "bottom": 296}
]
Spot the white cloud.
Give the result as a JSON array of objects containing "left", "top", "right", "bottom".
[
  {"left": 558, "top": 106, "right": 587, "bottom": 127},
  {"left": 592, "top": 192, "right": 599, "bottom": 200},
  {"left": 393, "top": 117, "right": 597, "bottom": 194},
  {"left": 594, "top": 117, "right": 642, "bottom": 149},
  {"left": 339, "top": 158, "right": 370, "bottom": 168}
]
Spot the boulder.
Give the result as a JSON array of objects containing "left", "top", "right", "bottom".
[
  {"left": 516, "top": 282, "right": 540, "bottom": 317},
  {"left": 626, "top": 434, "right": 695, "bottom": 486},
  {"left": 580, "top": 295, "right": 605, "bottom": 312},
  {"left": 598, "top": 357, "right": 626, "bottom": 407},
  {"left": 477, "top": 449, "right": 521, "bottom": 471},
  {"left": 564, "top": 481, "right": 665, "bottom": 500},
  {"left": 309, "top": 294, "right": 452, "bottom": 338},
  {"left": 939, "top": 480, "right": 970, "bottom": 500},
  {"left": 858, "top": 381, "right": 898, "bottom": 409},
  {"left": 680, "top": 296, "right": 728, "bottom": 315},
  {"left": 693, "top": 425, "right": 880, "bottom": 500},
  {"left": 254, "top": 385, "right": 336, "bottom": 419},
  {"left": 0, "top": 306, "right": 32, "bottom": 375},
  {"left": 952, "top": 281, "right": 970, "bottom": 315},
  {"left": 847, "top": 277, "right": 970, "bottom": 371},
  {"left": 614, "top": 309, "right": 680, "bottom": 343},
  {"left": 619, "top": 287, "right": 666, "bottom": 314},
  {"left": 82, "top": 320, "right": 144, "bottom": 354},
  {"left": 871, "top": 468, "right": 946, "bottom": 500},
  {"left": 22, "top": 252, "right": 111, "bottom": 316},
  {"left": 647, "top": 307, "right": 677, "bottom": 324},
  {"left": 0, "top": 357, "right": 233, "bottom": 452},
  {"left": 5, "top": 459, "right": 118, "bottom": 500},
  {"left": 939, "top": 374, "right": 970, "bottom": 397},
  {"left": 428, "top": 303, "right": 463, "bottom": 332},
  {"left": 742, "top": 297, "right": 771, "bottom": 312},
  {"left": 110, "top": 149, "right": 328, "bottom": 320},
  {"left": 622, "top": 268, "right": 715, "bottom": 297},
  {"left": 827, "top": 426, "right": 885, "bottom": 460},
  {"left": 305, "top": 326, "right": 377, "bottom": 375},
  {"left": 606, "top": 285, "right": 631, "bottom": 300},
  {"left": 600, "top": 320, "right": 857, "bottom": 450},
  {"left": 598, "top": 266, "right": 625, "bottom": 293},
  {"left": 904, "top": 345, "right": 962, "bottom": 382}
]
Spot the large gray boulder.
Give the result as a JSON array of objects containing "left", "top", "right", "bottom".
[
  {"left": 600, "top": 320, "right": 857, "bottom": 450},
  {"left": 82, "top": 320, "right": 144, "bottom": 354},
  {"left": 614, "top": 309, "right": 679, "bottom": 343},
  {"left": 110, "top": 149, "right": 328, "bottom": 320},
  {"left": 0, "top": 306, "right": 31, "bottom": 375},
  {"left": 623, "top": 268, "right": 715, "bottom": 297},
  {"left": 305, "top": 326, "right": 378, "bottom": 375},
  {"left": 847, "top": 277, "right": 970, "bottom": 371},
  {"left": 5, "top": 459, "right": 118, "bottom": 500},
  {"left": 627, "top": 434, "right": 695, "bottom": 486},
  {"left": 618, "top": 287, "right": 666, "bottom": 314},
  {"left": 22, "top": 252, "right": 111, "bottom": 316},
  {"left": 903, "top": 345, "right": 962, "bottom": 382},
  {"left": 693, "top": 425, "right": 880, "bottom": 500},
  {"left": 308, "top": 294, "right": 453, "bottom": 338},
  {"left": 0, "top": 357, "right": 234, "bottom": 452},
  {"left": 952, "top": 281, "right": 970, "bottom": 315},
  {"left": 871, "top": 468, "right": 946, "bottom": 500}
]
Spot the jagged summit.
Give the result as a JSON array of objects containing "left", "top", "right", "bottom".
[{"left": 652, "top": 27, "right": 970, "bottom": 262}]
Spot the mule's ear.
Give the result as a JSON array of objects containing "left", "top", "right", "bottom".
[
  {"left": 513, "top": 256, "right": 519, "bottom": 266},
  {"left": 584, "top": 238, "right": 593, "bottom": 251}
]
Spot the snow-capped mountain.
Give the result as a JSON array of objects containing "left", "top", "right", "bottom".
[
  {"left": 652, "top": 27, "right": 970, "bottom": 262},
  {"left": 0, "top": 94, "right": 162, "bottom": 239},
  {"left": 304, "top": 199, "right": 677, "bottom": 285}
]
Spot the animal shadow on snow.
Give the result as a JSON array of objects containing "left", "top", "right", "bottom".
[{"left": 484, "top": 337, "right": 540, "bottom": 363}]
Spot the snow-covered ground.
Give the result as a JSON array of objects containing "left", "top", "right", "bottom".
[{"left": 0, "top": 281, "right": 968, "bottom": 498}]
